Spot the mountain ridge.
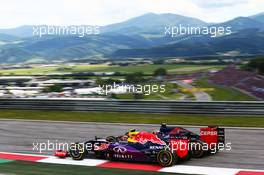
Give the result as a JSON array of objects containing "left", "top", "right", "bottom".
[{"left": 0, "top": 12, "right": 264, "bottom": 63}]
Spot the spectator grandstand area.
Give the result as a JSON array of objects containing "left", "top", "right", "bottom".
[{"left": 210, "top": 66, "right": 264, "bottom": 100}]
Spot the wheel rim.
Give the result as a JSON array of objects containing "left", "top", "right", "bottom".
[
  {"left": 192, "top": 146, "right": 203, "bottom": 157},
  {"left": 70, "top": 144, "right": 84, "bottom": 159},
  {"left": 190, "top": 142, "right": 204, "bottom": 158},
  {"left": 161, "top": 154, "right": 169, "bottom": 163},
  {"left": 71, "top": 149, "right": 81, "bottom": 157},
  {"left": 159, "top": 152, "right": 171, "bottom": 164}
]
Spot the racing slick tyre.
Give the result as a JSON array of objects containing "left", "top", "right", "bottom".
[
  {"left": 157, "top": 150, "right": 178, "bottom": 167},
  {"left": 69, "top": 143, "right": 86, "bottom": 160},
  {"left": 190, "top": 141, "right": 205, "bottom": 158}
]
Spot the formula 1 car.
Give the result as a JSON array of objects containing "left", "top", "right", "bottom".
[
  {"left": 55, "top": 131, "right": 191, "bottom": 167},
  {"left": 55, "top": 124, "right": 225, "bottom": 167},
  {"left": 158, "top": 123, "right": 225, "bottom": 158},
  {"left": 105, "top": 124, "right": 225, "bottom": 158}
]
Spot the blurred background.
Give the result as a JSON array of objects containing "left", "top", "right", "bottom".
[{"left": 0, "top": 0, "right": 263, "bottom": 101}]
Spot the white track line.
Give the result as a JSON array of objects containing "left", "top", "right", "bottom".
[
  {"left": 1, "top": 152, "right": 264, "bottom": 175},
  {"left": 161, "top": 165, "right": 242, "bottom": 175},
  {"left": 160, "top": 165, "right": 264, "bottom": 175},
  {"left": 38, "top": 156, "right": 108, "bottom": 166}
]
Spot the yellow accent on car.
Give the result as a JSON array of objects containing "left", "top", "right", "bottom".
[{"left": 127, "top": 131, "right": 139, "bottom": 143}]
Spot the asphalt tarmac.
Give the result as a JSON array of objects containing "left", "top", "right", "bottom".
[{"left": 0, "top": 120, "right": 263, "bottom": 170}]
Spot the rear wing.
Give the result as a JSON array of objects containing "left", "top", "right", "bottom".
[{"left": 200, "top": 126, "right": 225, "bottom": 146}]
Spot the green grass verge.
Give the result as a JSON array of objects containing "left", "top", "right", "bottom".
[
  {"left": 195, "top": 78, "right": 256, "bottom": 101},
  {"left": 84, "top": 64, "right": 224, "bottom": 74},
  {"left": 0, "top": 161, "right": 184, "bottom": 175},
  {"left": 0, "top": 109, "right": 264, "bottom": 127},
  {"left": 0, "top": 64, "right": 224, "bottom": 75},
  {"left": 0, "top": 159, "right": 13, "bottom": 164}
]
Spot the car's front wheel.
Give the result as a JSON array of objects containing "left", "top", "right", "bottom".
[
  {"left": 69, "top": 143, "right": 86, "bottom": 160},
  {"left": 157, "top": 150, "right": 178, "bottom": 167}
]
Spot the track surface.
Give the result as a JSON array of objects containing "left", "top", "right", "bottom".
[{"left": 0, "top": 120, "right": 263, "bottom": 170}]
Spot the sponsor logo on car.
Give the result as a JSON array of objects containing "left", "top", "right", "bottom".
[
  {"left": 134, "top": 132, "right": 166, "bottom": 145},
  {"left": 113, "top": 146, "right": 127, "bottom": 154},
  {"left": 94, "top": 143, "right": 109, "bottom": 151},
  {"left": 149, "top": 146, "right": 165, "bottom": 149},
  {"left": 113, "top": 154, "right": 133, "bottom": 159},
  {"left": 200, "top": 131, "right": 217, "bottom": 136}
]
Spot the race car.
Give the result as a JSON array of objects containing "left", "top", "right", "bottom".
[
  {"left": 105, "top": 124, "right": 225, "bottom": 158},
  {"left": 55, "top": 124, "right": 225, "bottom": 166},
  {"left": 55, "top": 131, "right": 191, "bottom": 167},
  {"left": 158, "top": 123, "right": 225, "bottom": 158}
]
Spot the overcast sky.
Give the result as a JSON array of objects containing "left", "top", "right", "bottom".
[{"left": 0, "top": 0, "right": 263, "bottom": 28}]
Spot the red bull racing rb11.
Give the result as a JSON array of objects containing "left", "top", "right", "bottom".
[{"left": 55, "top": 124, "right": 225, "bottom": 167}]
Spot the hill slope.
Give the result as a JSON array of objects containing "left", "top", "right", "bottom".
[{"left": 0, "top": 12, "right": 264, "bottom": 63}]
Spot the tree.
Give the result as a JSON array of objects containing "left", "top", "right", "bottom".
[
  {"left": 104, "top": 78, "right": 121, "bottom": 84},
  {"left": 114, "top": 72, "right": 122, "bottom": 76},
  {"left": 133, "top": 93, "right": 144, "bottom": 99},
  {"left": 43, "top": 84, "right": 63, "bottom": 93},
  {"left": 154, "top": 68, "right": 167, "bottom": 76},
  {"left": 96, "top": 77, "right": 121, "bottom": 86},
  {"left": 153, "top": 59, "right": 165, "bottom": 64},
  {"left": 247, "top": 58, "right": 264, "bottom": 74},
  {"left": 125, "top": 72, "right": 145, "bottom": 84}
]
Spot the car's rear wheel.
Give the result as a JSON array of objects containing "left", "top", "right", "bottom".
[
  {"left": 69, "top": 143, "right": 86, "bottom": 160},
  {"left": 157, "top": 150, "right": 177, "bottom": 167},
  {"left": 190, "top": 141, "right": 205, "bottom": 158}
]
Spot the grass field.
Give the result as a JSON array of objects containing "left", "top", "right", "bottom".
[
  {"left": 195, "top": 78, "right": 256, "bottom": 101},
  {"left": 0, "top": 64, "right": 224, "bottom": 75},
  {"left": 0, "top": 109, "right": 264, "bottom": 127},
  {"left": 0, "top": 161, "right": 183, "bottom": 175},
  {"left": 73, "top": 64, "right": 224, "bottom": 74},
  {"left": 0, "top": 64, "right": 108, "bottom": 75}
]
